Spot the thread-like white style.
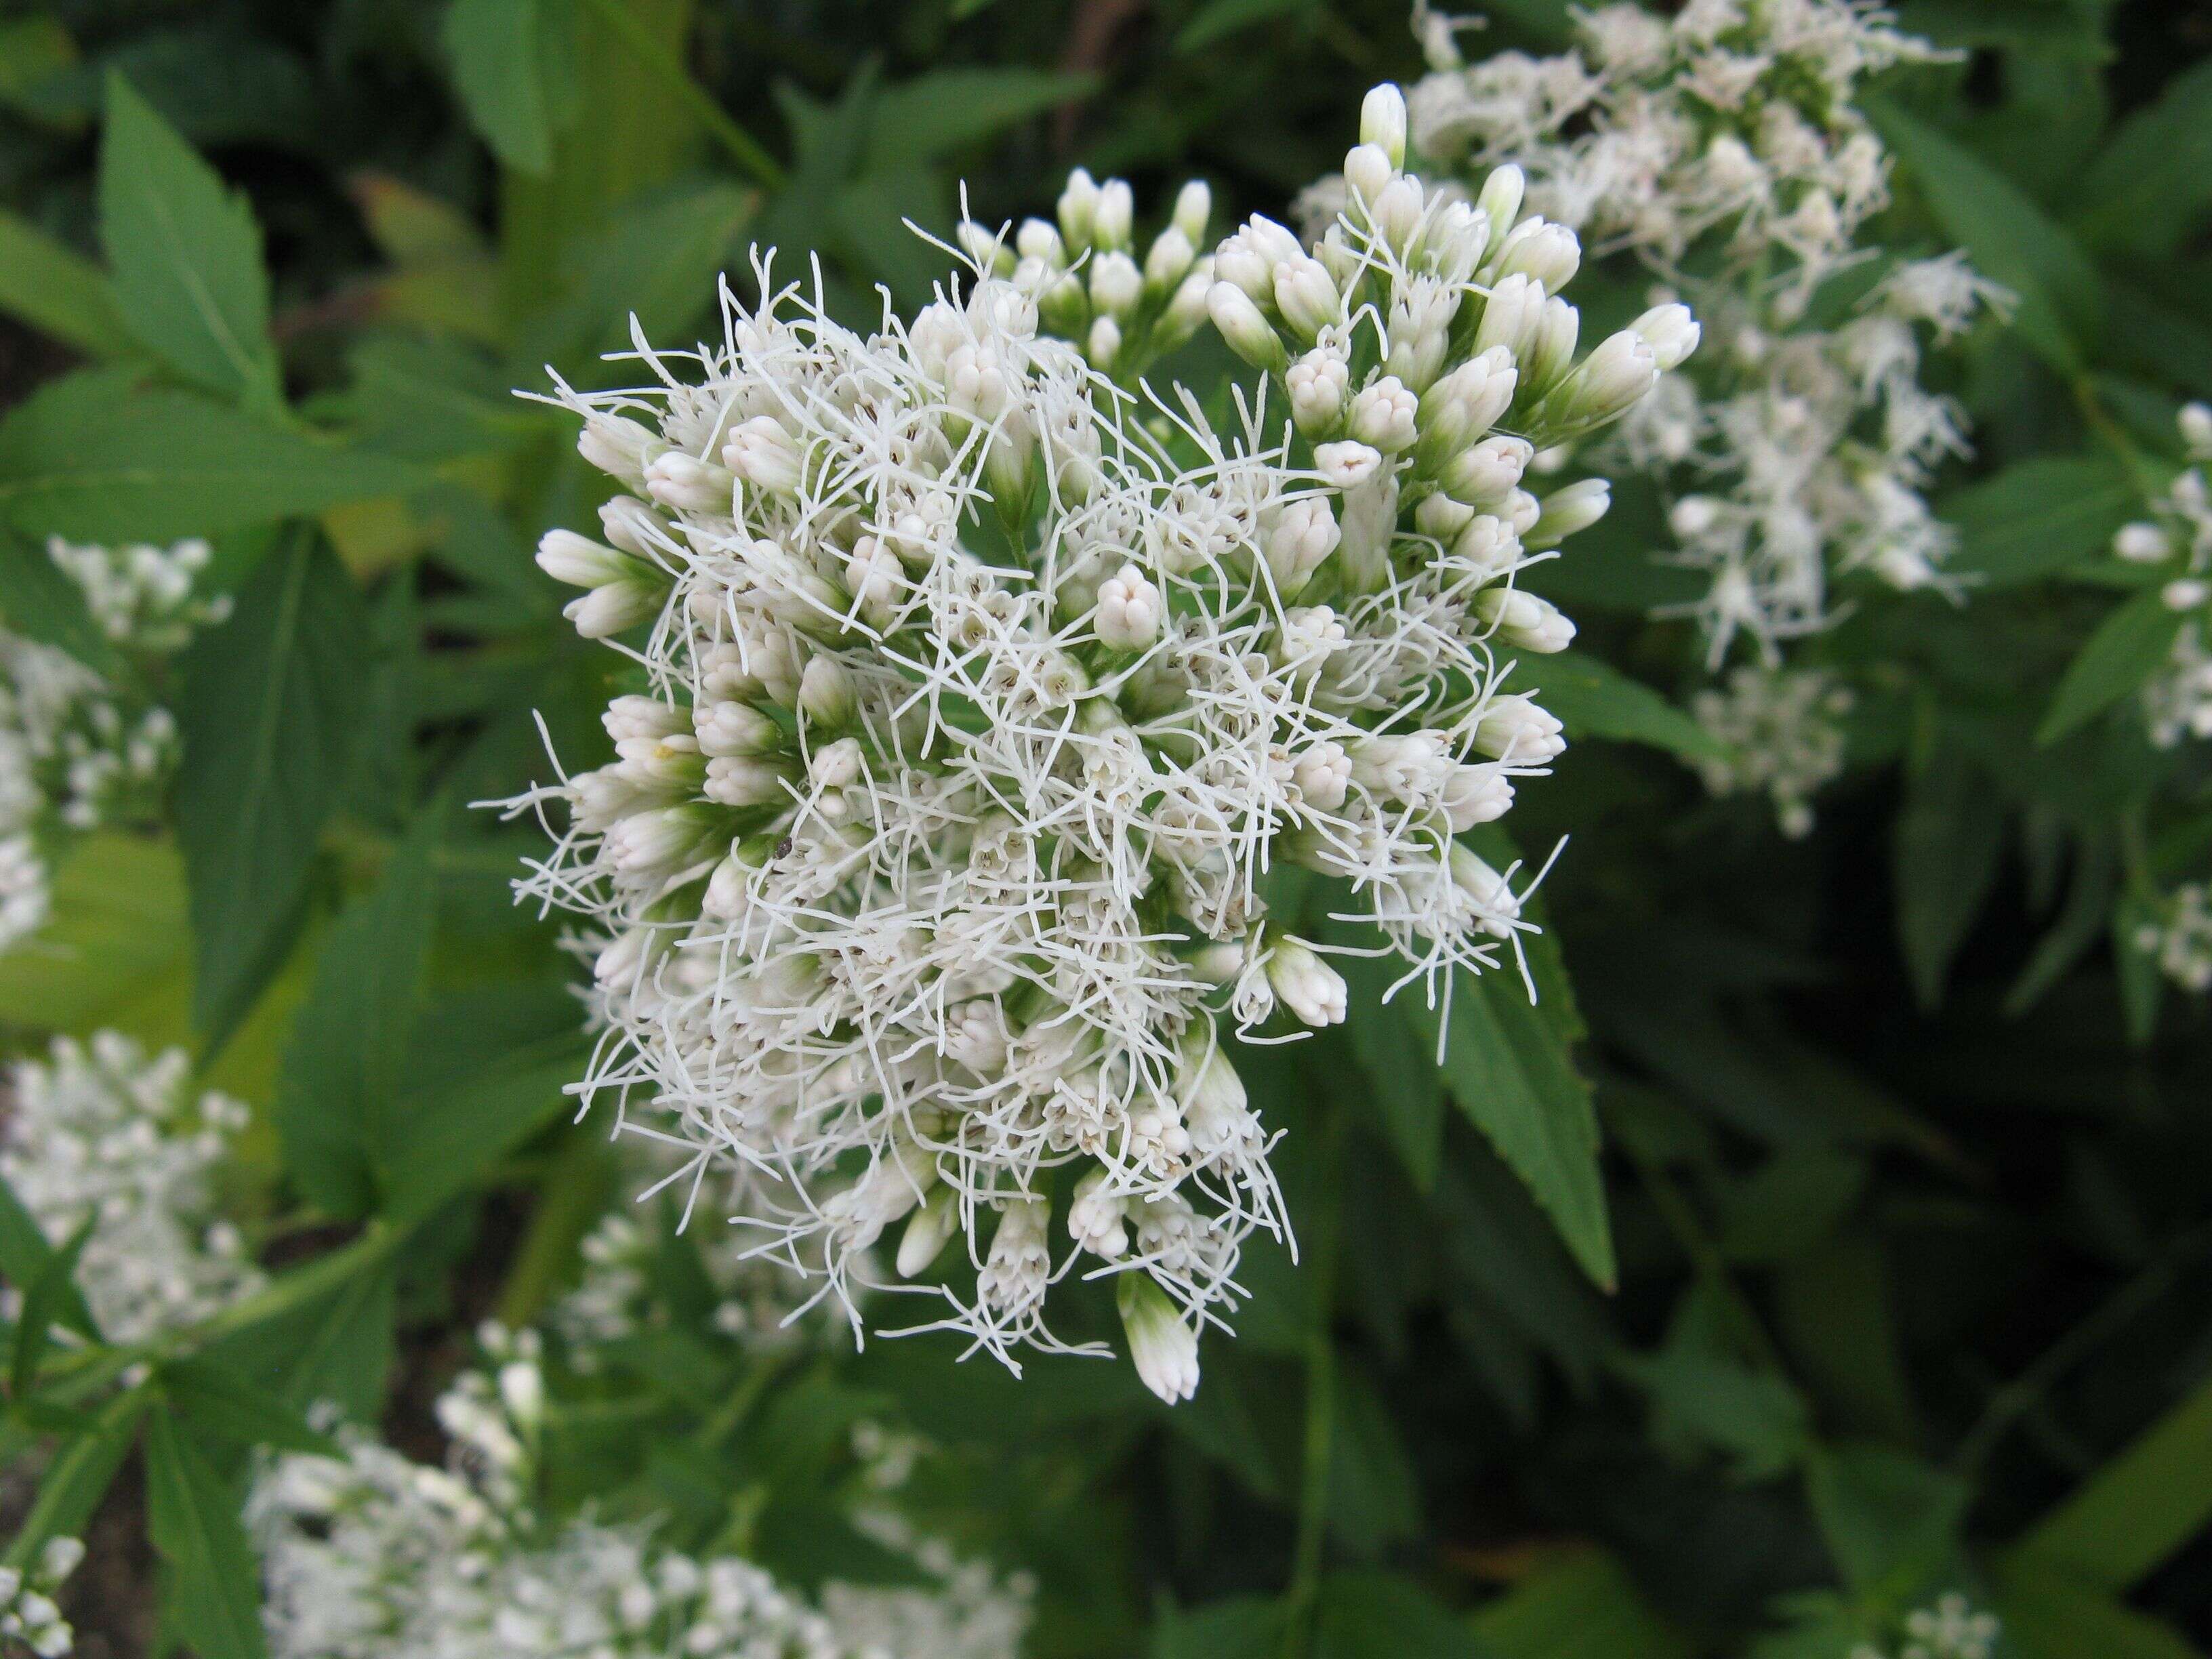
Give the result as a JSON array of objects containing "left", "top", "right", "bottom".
[
  {"left": 250, "top": 1328, "right": 1029, "bottom": 1659},
  {"left": 0, "top": 1032, "right": 260, "bottom": 1345},
  {"left": 498, "top": 82, "right": 1672, "bottom": 1399},
  {"left": 1388, "top": 1, "right": 2004, "bottom": 665}
]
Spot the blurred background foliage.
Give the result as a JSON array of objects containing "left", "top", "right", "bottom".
[{"left": 3, "top": 1, "right": 2212, "bottom": 1656}]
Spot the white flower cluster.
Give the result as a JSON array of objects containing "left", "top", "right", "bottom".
[
  {"left": 0, "top": 1536, "right": 82, "bottom": 1658},
  {"left": 504, "top": 82, "right": 1671, "bottom": 1400},
  {"left": 251, "top": 1328, "right": 1028, "bottom": 1659},
  {"left": 1848, "top": 1594, "right": 2000, "bottom": 1659},
  {"left": 958, "top": 170, "right": 1216, "bottom": 382},
  {"left": 2133, "top": 882, "right": 2212, "bottom": 994},
  {"left": 0, "top": 536, "right": 224, "bottom": 949},
  {"left": 2114, "top": 404, "right": 2212, "bottom": 746},
  {"left": 1397, "top": 1, "right": 2001, "bottom": 662},
  {"left": 1690, "top": 664, "right": 1853, "bottom": 836},
  {"left": 0, "top": 1031, "right": 260, "bottom": 1345}
]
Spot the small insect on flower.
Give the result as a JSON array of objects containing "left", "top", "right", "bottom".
[{"left": 496, "top": 81, "right": 1669, "bottom": 1401}]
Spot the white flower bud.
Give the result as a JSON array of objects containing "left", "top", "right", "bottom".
[
  {"left": 1273, "top": 253, "right": 1341, "bottom": 340},
  {"left": 1425, "top": 199, "right": 1491, "bottom": 283},
  {"left": 2163, "top": 578, "right": 2209, "bottom": 612},
  {"left": 704, "top": 755, "right": 796, "bottom": 807},
  {"left": 897, "top": 1187, "right": 959, "bottom": 1278},
  {"left": 1505, "top": 488, "right": 1542, "bottom": 537},
  {"left": 1528, "top": 478, "right": 1612, "bottom": 548},
  {"left": 1315, "top": 440, "right": 1385, "bottom": 489},
  {"left": 1441, "top": 434, "right": 1534, "bottom": 503},
  {"left": 1090, "top": 251, "right": 1143, "bottom": 320},
  {"left": 1017, "top": 217, "right": 1066, "bottom": 264},
  {"left": 1450, "top": 844, "right": 1522, "bottom": 937},
  {"left": 498, "top": 1359, "right": 545, "bottom": 1427},
  {"left": 1087, "top": 314, "right": 1124, "bottom": 371},
  {"left": 1336, "top": 473, "right": 1399, "bottom": 591},
  {"left": 2115, "top": 522, "right": 2173, "bottom": 563},
  {"left": 1494, "top": 218, "right": 1580, "bottom": 290},
  {"left": 1416, "top": 492, "right": 1476, "bottom": 541},
  {"left": 1143, "top": 226, "right": 1196, "bottom": 295},
  {"left": 722, "top": 415, "right": 804, "bottom": 495},
  {"left": 537, "top": 529, "right": 632, "bottom": 589},
  {"left": 1180, "top": 1035, "right": 1258, "bottom": 1168},
  {"left": 1550, "top": 329, "right": 1658, "bottom": 429},
  {"left": 798, "top": 655, "right": 855, "bottom": 727},
  {"left": 1351, "top": 731, "right": 1450, "bottom": 805},
  {"left": 1372, "top": 176, "right": 1427, "bottom": 253},
  {"left": 1094, "top": 562, "right": 1164, "bottom": 650},
  {"left": 1119, "top": 1275, "right": 1200, "bottom": 1404},
  {"left": 577, "top": 413, "right": 662, "bottom": 487},
  {"left": 1292, "top": 741, "right": 1351, "bottom": 810},
  {"left": 1360, "top": 83, "right": 1408, "bottom": 167},
  {"left": 956, "top": 219, "right": 1009, "bottom": 273},
  {"left": 1473, "top": 693, "right": 1565, "bottom": 760},
  {"left": 1288, "top": 348, "right": 1350, "bottom": 436},
  {"left": 1208, "top": 282, "right": 1287, "bottom": 372},
  {"left": 1058, "top": 167, "right": 1099, "bottom": 249},
  {"left": 645, "top": 451, "right": 735, "bottom": 514},
  {"left": 1473, "top": 163, "right": 1526, "bottom": 237},
  {"left": 1418, "top": 347, "right": 1517, "bottom": 457},
  {"left": 1349, "top": 376, "right": 1420, "bottom": 451},
  {"left": 565, "top": 581, "right": 663, "bottom": 638},
  {"left": 1452, "top": 513, "right": 1523, "bottom": 577},
  {"left": 1094, "top": 179, "right": 1135, "bottom": 251},
  {"left": 1159, "top": 264, "right": 1214, "bottom": 349},
  {"left": 598, "top": 495, "right": 664, "bottom": 556},
  {"left": 1671, "top": 495, "right": 1725, "bottom": 540},
  {"left": 1212, "top": 234, "right": 1275, "bottom": 304},
  {"left": 1172, "top": 180, "right": 1212, "bottom": 244},
  {"left": 2182, "top": 402, "right": 2212, "bottom": 455},
  {"left": 1267, "top": 497, "right": 1341, "bottom": 594},
  {"left": 1068, "top": 1167, "right": 1128, "bottom": 1258},
  {"left": 1473, "top": 272, "right": 1547, "bottom": 364},
  {"left": 808, "top": 736, "right": 863, "bottom": 791},
  {"left": 1441, "top": 764, "right": 1515, "bottom": 829},
  {"left": 1474, "top": 584, "right": 1576, "bottom": 652},
  {"left": 1266, "top": 935, "right": 1347, "bottom": 1026},
  {"left": 1521, "top": 297, "right": 1581, "bottom": 395},
  {"left": 1631, "top": 302, "right": 1702, "bottom": 371},
  {"left": 695, "top": 698, "right": 781, "bottom": 758},
  {"left": 1343, "top": 142, "right": 1397, "bottom": 210}
]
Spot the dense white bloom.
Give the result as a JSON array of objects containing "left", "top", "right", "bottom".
[
  {"left": 500, "top": 87, "right": 1661, "bottom": 1399},
  {"left": 0, "top": 1536, "right": 81, "bottom": 1658},
  {"left": 1391, "top": 1, "right": 1999, "bottom": 663},
  {"left": 0, "top": 1032, "right": 260, "bottom": 1344},
  {"left": 2116, "top": 406, "right": 2212, "bottom": 746},
  {"left": 1691, "top": 665, "right": 1853, "bottom": 837},
  {"left": 1849, "top": 1594, "right": 2001, "bottom": 1659},
  {"left": 2135, "top": 882, "right": 2212, "bottom": 994},
  {"left": 253, "top": 1333, "right": 1027, "bottom": 1659},
  {"left": 0, "top": 537, "right": 222, "bottom": 951}
]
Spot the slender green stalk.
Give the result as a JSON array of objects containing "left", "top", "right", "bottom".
[
  {"left": 1281, "top": 1097, "right": 1345, "bottom": 1659},
  {"left": 575, "top": 0, "right": 787, "bottom": 192}
]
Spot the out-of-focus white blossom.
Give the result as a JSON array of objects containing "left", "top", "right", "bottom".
[
  {"left": 0, "top": 1536, "right": 82, "bottom": 1658},
  {"left": 1691, "top": 665, "right": 1853, "bottom": 837},
  {"left": 252, "top": 1330, "right": 1027, "bottom": 1659},
  {"left": 2135, "top": 882, "right": 2212, "bottom": 994},
  {"left": 2116, "top": 405, "right": 2212, "bottom": 746},
  {"left": 1385, "top": 2, "right": 2001, "bottom": 664},
  {"left": 0, "top": 537, "right": 224, "bottom": 951},
  {"left": 497, "top": 85, "right": 1663, "bottom": 1400},
  {"left": 1848, "top": 1594, "right": 2001, "bottom": 1659},
  {"left": 0, "top": 1032, "right": 260, "bottom": 1345}
]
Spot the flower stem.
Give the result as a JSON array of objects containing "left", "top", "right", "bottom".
[{"left": 1282, "top": 1092, "right": 1345, "bottom": 1659}]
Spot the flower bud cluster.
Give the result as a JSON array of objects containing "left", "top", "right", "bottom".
[
  {"left": 251, "top": 1326, "right": 1027, "bottom": 1659},
  {"left": 1689, "top": 665, "right": 1853, "bottom": 838},
  {"left": 2133, "top": 882, "right": 2212, "bottom": 995},
  {"left": 0, "top": 536, "right": 223, "bottom": 950},
  {"left": 0, "top": 1031, "right": 260, "bottom": 1345},
  {"left": 1388, "top": 1, "right": 2002, "bottom": 664},
  {"left": 960, "top": 169, "right": 1216, "bottom": 380},
  {"left": 0, "top": 1537, "right": 81, "bottom": 1659},
  {"left": 506, "top": 83, "right": 1662, "bottom": 1400},
  {"left": 1847, "top": 1594, "right": 2001, "bottom": 1659},
  {"left": 2114, "top": 404, "right": 2212, "bottom": 747}
]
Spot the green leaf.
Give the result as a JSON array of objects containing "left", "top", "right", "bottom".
[
  {"left": 1179, "top": 0, "right": 1317, "bottom": 53},
  {"left": 2037, "top": 586, "right": 2186, "bottom": 745},
  {"left": 1327, "top": 1364, "right": 1422, "bottom": 1555},
  {"left": 98, "top": 73, "right": 278, "bottom": 407},
  {"left": 159, "top": 1357, "right": 344, "bottom": 1458},
  {"left": 1719, "top": 1149, "right": 1869, "bottom": 1265},
  {"left": 1400, "top": 959, "right": 1615, "bottom": 1291},
  {"left": 0, "top": 832, "right": 189, "bottom": 1036},
  {"left": 1893, "top": 748, "right": 2006, "bottom": 1008},
  {"left": 0, "top": 207, "right": 133, "bottom": 359},
  {"left": 0, "top": 1385, "right": 150, "bottom": 1570},
  {"left": 202, "top": 1254, "right": 396, "bottom": 1420},
  {"left": 378, "top": 1029, "right": 586, "bottom": 1221},
  {"left": 0, "top": 526, "right": 118, "bottom": 675},
  {"left": 276, "top": 808, "right": 442, "bottom": 1218},
  {"left": 2018, "top": 1368, "right": 2212, "bottom": 1593},
  {"left": 1942, "top": 455, "right": 2142, "bottom": 589},
  {"left": 1990, "top": 1553, "right": 2205, "bottom": 1659},
  {"left": 1628, "top": 1343, "right": 1812, "bottom": 1481},
  {"left": 444, "top": 0, "right": 562, "bottom": 175},
  {"left": 9, "top": 1214, "right": 98, "bottom": 1397},
  {"left": 144, "top": 1404, "right": 270, "bottom": 1659},
  {"left": 1469, "top": 1547, "right": 1694, "bottom": 1659},
  {"left": 863, "top": 68, "right": 1097, "bottom": 167},
  {"left": 1150, "top": 1596, "right": 1287, "bottom": 1659},
  {"left": 176, "top": 534, "right": 368, "bottom": 1049},
  {"left": 1315, "top": 1572, "right": 1485, "bottom": 1658},
  {"left": 1335, "top": 955, "right": 1445, "bottom": 1189},
  {"left": 2073, "top": 57, "right": 2212, "bottom": 260},
  {"left": 0, "top": 367, "right": 430, "bottom": 544},
  {"left": 2114, "top": 888, "right": 2165, "bottom": 1047},
  {"left": 1534, "top": 651, "right": 1727, "bottom": 761},
  {"left": 1868, "top": 98, "right": 2104, "bottom": 374},
  {"left": 1804, "top": 1442, "right": 1967, "bottom": 1595}
]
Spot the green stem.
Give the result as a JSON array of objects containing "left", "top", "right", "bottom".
[
  {"left": 495, "top": 1128, "right": 615, "bottom": 1330},
  {"left": 575, "top": 0, "right": 787, "bottom": 191},
  {"left": 1282, "top": 1099, "right": 1345, "bottom": 1659}
]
